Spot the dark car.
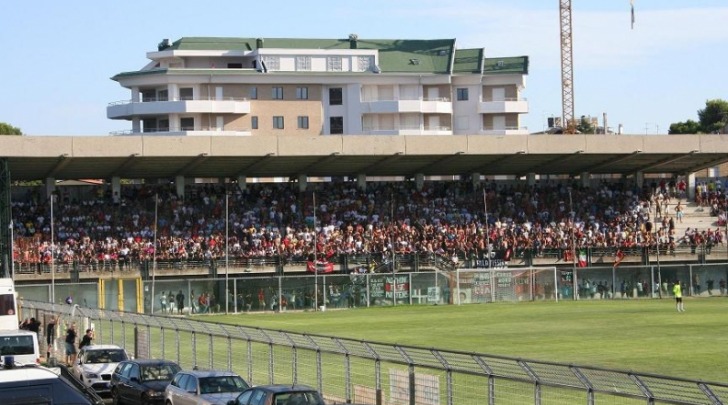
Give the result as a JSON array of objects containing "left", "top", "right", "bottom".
[
  {"left": 0, "top": 364, "right": 104, "bottom": 405},
  {"left": 228, "top": 384, "right": 325, "bottom": 405},
  {"left": 110, "top": 359, "right": 181, "bottom": 405}
]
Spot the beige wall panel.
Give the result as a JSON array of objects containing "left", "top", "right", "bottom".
[
  {"left": 142, "top": 136, "right": 212, "bottom": 156},
  {"left": 209, "top": 137, "right": 278, "bottom": 156},
  {"left": 641, "top": 135, "right": 701, "bottom": 154},
  {"left": 341, "top": 136, "right": 406, "bottom": 155},
  {"left": 277, "top": 136, "right": 342, "bottom": 155},
  {"left": 250, "top": 100, "right": 323, "bottom": 136},
  {"left": 466, "top": 135, "right": 528, "bottom": 154},
  {"left": 1, "top": 137, "right": 73, "bottom": 157},
  {"left": 405, "top": 136, "right": 468, "bottom": 154},
  {"left": 526, "top": 135, "right": 587, "bottom": 154}
]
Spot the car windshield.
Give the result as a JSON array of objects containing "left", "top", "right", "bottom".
[
  {"left": 141, "top": 364, "right": 181, "bottom": 382},
  {"left": 85, "top": 349, "right": 127, "bottom": 364},
  {"left": 272, "top": 391, "right": 325, "bottom": 405},
  {"left": 199, "top": 376, "right": 249, "bottom": 394}
]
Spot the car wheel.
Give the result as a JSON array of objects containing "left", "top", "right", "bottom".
[
  {"left": 140, "top": 394, "right": 150, "bottom": 405},
  {"left": 111, "top": 390, "right": 122, "bottom": 405}
]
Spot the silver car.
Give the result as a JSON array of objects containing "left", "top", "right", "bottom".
[{"left": 164, "top": 370, "right": 249, "bottom": 405}]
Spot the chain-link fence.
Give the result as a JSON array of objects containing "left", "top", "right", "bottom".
[{"left": 21, "top": 300, "right": 728, "bottom": 405}]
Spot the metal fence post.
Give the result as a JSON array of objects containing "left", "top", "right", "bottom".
[
  {"left": 316, "top": 349, "right": 323, "bottom": 394},
  {"left": 247, "top": 339, "right": 253, "bottom": 384},
  {"left": 227, "top": 336, "right": 232, "bottom": 371},
  {"left": 192, "top": 331, "right": 197, "bottom": 368},
  {"left": 110, "top": 320, "right": 114, "bottom": 345},
  {"left": 160, "top": 327, "right": 165, "bottom": 359},
  {"left": 208, "top": 333, "right": 214, "bottom": 369}
]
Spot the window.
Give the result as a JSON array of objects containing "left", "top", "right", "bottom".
[
  {"left": 296, "top": 87, "right": 309, "bottom": 100},
  {"left": 251, "top": 116, "right": 258, "bottom": 130},
  {"left": 158, "top": 89, "right": 168, "bottom": 101},
  {"left": 330, "top": 117, "right": 343, "bottom": 134},
  {"left": 179, "top": 88, "right": 193, "bottom": 101},
  {"left": 272, "top": 87, "right": 283, "bottom": 100},
  {"left": 358, "top": 56, "right": 372, "bottom": 71},
  {"left": 227, "top": 63, "right": 243, "bottom": 68},
  {"left": 329, "top": 88, "right": 343, "bottom": 105},
  {"left": 249, "top": 86, "right": 258, "bottom": 100},
  {"left": 456, "top": 88, "right": 469, "bottom": 101},
  {"left": 273, "top": 116, "right": 284, "bottom": 129},
  {"left": 158, "top": 119, "right": 169, "bottom": 132},
  {"left": 180, "top": 117, "right": 194, "bottom": 131},
  {"left": 296, "top": 56, "right": 311, "bottom": 71},
  {"left": 297, "top": 116, "right": 309, "bottom": 129},
  {"left": 327, "top": 57, "right": 343, "bottom": 72},
  {"left": 262, "top": 56, "right": 280, "bottom": 71}
]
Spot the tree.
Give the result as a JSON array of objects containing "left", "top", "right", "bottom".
[
  {"left": 669, "top": 99, "right": 728, "bottom": 134},
  {"left": 698, "top": 99, "right": 728, "bottom": 134},
  {"left": 576, "top": 116, "right": 596, "bottom": 134},
  {"left": 668, "top": 119, "right": 702, "bottom": 135},
  {"left": 0, "top": 122, "right": 22, "bottom": 135}
]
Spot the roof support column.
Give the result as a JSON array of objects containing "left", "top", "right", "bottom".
[
  {"left": 132, "top": 117, "right": 141, "bottom": 134},
  {"left": 526, "top": 173, "right": 536, "bottom": 187},
  {"left": 237, "top": 176, "right": 247, "bottom": 191},
  {"left": 175, "top": 175, "right": 185, "bottom": 198},
  {"left": 580, "top": 172, "right": 590, "bottom": 188},
  {"left": 415, "top": 173, "right": 424, "bottom": 191},
  {"left": 357, "top": 174, "right": 367, "bottom": 191},
  {"left": 45, "top": 178, "right": 56, "bottom": 200},
  {"left": 687, "top": 173, "right": 696, "bottom": 201},
  {"left": 131, "top": 87, "right": 140, "bottom": 103},
  {"left": 297, "top": 174, "right": 308, "bottom": 193},
  {"left": 635, "top": 172, "right": 644, "bottom": 190},
  {"left": 112, "top": 177, "right": 121, "bottom": 204},
  {"left": 471, "top": 172, "right": 481, "bottom": 191}
]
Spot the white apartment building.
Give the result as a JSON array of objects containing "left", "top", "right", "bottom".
[{"left": 107, "top": 36, "right": 529, "bottom": 136}]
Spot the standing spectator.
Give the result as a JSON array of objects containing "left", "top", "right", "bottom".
[
  {"left": 79, "top": 329, "right": 93, "bottom": 349},
  {"left": 673, "top": 281, "right": 685, "bottom": 312},
  {"left": 190, "top": 290, "right": 198, "bottom": 314},
  {"left": 720, "top": 279, "right": 726, "bottom": 296},
  {"left": 46, "top": 316, "right": 57, "bottom": 360},
  {"left": 65, "top": 322, "right": 78, "bottom": 366},
  {"left": 26, "top": 317, "right": 41, "bottom": 334},
  {"left": 159, "top": 291, "right": 167, "bottom": 314},
  {"left": 176, "top": 290, "right": 185, "bottom": 315}
]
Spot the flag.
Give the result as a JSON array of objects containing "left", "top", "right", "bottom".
[
  {"left": 631, "top": 0, "right": 635, "bottom": 30},
  {"left": 614, "top": 249, "right": 625, "bottom": 268},
  {"left": 577, "top": 249, "right": 588, "bottom": 267}
]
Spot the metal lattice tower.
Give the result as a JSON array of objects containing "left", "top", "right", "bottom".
[{"left": 559, "top": 0, "right": 575, "bottom": 133}]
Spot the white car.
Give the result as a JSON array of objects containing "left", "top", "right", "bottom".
[
  {"left": 73, "top": 344, "right": 129, "bottom": 397},
  {"left": 165, "top": 370, "right": 250, "bottom": 405}
]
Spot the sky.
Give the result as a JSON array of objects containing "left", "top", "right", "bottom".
[{"left": 2, "top": 0, "right": 727, "bottom": 136}]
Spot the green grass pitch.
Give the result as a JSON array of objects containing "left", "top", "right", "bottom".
[{"left": 201, "top": 297, "right": 728, "bottom": 383}]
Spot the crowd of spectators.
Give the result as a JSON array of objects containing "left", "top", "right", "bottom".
[{"left": 9, "top": 177, "right": 727, "bottom": 272}]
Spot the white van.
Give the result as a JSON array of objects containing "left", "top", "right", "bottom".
[{"left": 0, "top": 329, "right": 40, "bottom": 366}]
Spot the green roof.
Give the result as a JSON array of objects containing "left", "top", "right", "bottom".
[
  {"left": 483, "top": 56, "right": 529, "bottom": 74},
  {"left": 452, "top": 48, "right": 484, "bottom": 74},
  {"left": 169, "top": 37, "right": 456, "bottom": 74}
]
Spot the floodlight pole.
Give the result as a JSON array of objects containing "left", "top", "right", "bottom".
[
  {"left": 654, "top": 201, "right": 662, "bottom": 299},
  {"left": 569, "top": 189, "right": 578, "bottom": 300},
  {"left": 225, "top": 192, "right": 229, "bottom": 314},
  {"left": 313, "top": 191, "right": 318, "bottom": 311},
  {"left": 50, "top": 193, "right": 55, "bottom": 304}
]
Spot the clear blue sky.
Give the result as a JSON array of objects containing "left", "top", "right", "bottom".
[{"left": 2, "top": 0, "right": 726, "bottom": 136}]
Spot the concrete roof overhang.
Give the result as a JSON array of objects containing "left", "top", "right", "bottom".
[{"left": 1, "top": 134, "right": 726, "bottom": 181}]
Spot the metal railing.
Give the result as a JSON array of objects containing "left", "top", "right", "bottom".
[{"left": 23, "top": 300, "right": 728, "bottom": 405}]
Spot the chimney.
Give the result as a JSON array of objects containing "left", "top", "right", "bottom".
[{"left": 348, "top": 33, "right": 358, "bottom": 49}]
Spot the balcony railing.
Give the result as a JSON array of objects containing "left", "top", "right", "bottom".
[
  {"left": 108, "top": 96, "right": 250, "bottom": 106},
  {"left": 110, "top": 126, "right": 251, "bottom": 136}
]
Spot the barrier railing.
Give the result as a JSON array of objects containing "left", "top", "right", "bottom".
[{"left": 22, "top": 300, "right": 728, "bottom": 405}]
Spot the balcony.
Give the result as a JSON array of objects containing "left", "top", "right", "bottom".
[
  {"left": 107, "top": 97, "right": 251, "bottom": 119},
  {"left": 110, "top": 126, "right": 252, "bottom": 136},
  {"left": 479, "top": 126, "right": 529, "bottom": 135},
  {"left": 361, "top": 97, "right": 452, "bottom": 114},
  {"left": 477, "top": 98, "right": 528, "bottom": 114},
  {"left": 362, "top": 125, "right": 452, "bottom": 136}
]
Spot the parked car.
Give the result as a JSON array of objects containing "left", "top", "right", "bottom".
[
  {"left": 165, "top": 370, "right": 250, "bottom": 405},
  {"left": 72, "top": 344, "right": 129, "bottom": 397},
  {"left": 111, "top": 358, "right": 181, "bottom": 405},
  {"left": 0, "top": 363, "right": 104, "bottom": 405},
  {"left": 227, "top": 384, "right": 326, "bottom": 405}
]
